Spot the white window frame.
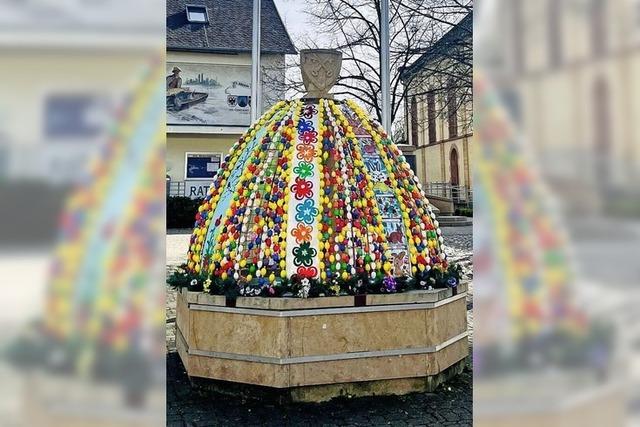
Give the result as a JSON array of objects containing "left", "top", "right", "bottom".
[
  {"left": 185, "top": 5, "right": 209, "bottom": 23},
  {"left": 184, "top": 151, "right": 223, "bottom": 181}
]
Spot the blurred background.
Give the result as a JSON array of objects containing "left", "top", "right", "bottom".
[
  {"left": 0, "top": 0, "right": 165, "bottom": 426},
  {"left": 3, "top": 0, "right": 640, "bottom": 425},
  {"left": 475, "top": 0, "right": 640, "bottom": 425}
]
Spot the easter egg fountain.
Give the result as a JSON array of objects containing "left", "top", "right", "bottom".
[{"left": 174, "top": 49, "right": 469, "bottom": 402}]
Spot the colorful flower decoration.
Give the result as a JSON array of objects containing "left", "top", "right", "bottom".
[
  {"left": 296, "top": 144, "right": 315, "bottom": 162},
  {"left": 295, "top": 199, "right": 318, "bottom": 224},
  {"left": 293, "top": 242, "right": 317, "bottom": 267},
  {"left": 291, "top": 223, "right": 313, "bottom": 244},
  {"left": 299, "top": 130, "right": 318, "bottom": 144},
  {"left": 298, "top": 119, "right": 314, "bottom": 133},
  {"left": 302, "top": 104, "right": 317, "bottom": 119},
  {"left": 297, "top": 266, "right": 318, "bottom": 278},
  {"left": 293, "top": 162, "right": 314, "bottom": 178},
  {"left": 291, "top": 177, "right": 314, "bottom": 200}
]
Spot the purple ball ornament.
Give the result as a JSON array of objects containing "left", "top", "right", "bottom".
[{"left": 382, "top": 276, "right": 397, "bottom": 293}]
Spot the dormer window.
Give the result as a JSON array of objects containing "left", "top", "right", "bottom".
[{"left": 186, "top": 5, "right": 208, "bottom": 23}]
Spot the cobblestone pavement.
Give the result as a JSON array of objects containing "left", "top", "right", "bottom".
[
  {"left": 440, "top": 226, "right": 473, "bottom": 252},
  {"left": 166, "top": 224, "right": 473, "bottom": 426},
  {"left": 167, "top": 352, "right": 472, "bottom": 427}
]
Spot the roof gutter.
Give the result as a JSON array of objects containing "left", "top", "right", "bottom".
[{"left": 167, "top": 46, "right": 297, "bottom": 55}]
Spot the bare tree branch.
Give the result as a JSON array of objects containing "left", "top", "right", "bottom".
[{"left": 292, "top": 0, "right": 472, "bottom": 139}]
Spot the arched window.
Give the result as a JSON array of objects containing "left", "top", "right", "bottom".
[
  {"left": 450, "top": 147, "right": 460, "bottom": 186},
  {"left": 450, "top": 147, "right": 460, "bottom": 202},
  {"left": 447, "top": 84, "right": 458, "bottom": 138},
  {"left": 548, "top": 0, "right": 563, "bottom": 67},
  {"left": 410, "top": 96, "right": 419, "bottom": 145},
  {"left": 427, "top": 91, "right": 436, "bottom": 144},
  {"left": 590, "top": 0, "right": 607, "bottom": 57},
  {"left": 512, "top": 0, "right": 525, "bottom": 73},
  {"left": 593, "top": 78, "right": 611, "bottom": 184}
]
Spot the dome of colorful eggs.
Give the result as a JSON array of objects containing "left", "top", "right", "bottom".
[{"left": 186, "top": 98, "right": 449, "bottom": 292}]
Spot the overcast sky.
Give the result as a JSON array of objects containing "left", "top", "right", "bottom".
[{"left": 273, "top": 0, "right": 318, "bottom": 47}]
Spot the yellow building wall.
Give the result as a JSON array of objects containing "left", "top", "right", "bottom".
[
  {"left": 498, "top": 0, "right": 640, "bottom": 187},
  {"left": 464, "top": 136, "right": 473, "bottom": 187},
  {"left": 166, "top": 134, "right": 238, "bottom": 182},
  {"left": 514, "top": 47, "right": 639, "bottom": 187},
  {"left": 1, "top": 50, "right": 150, "bottom": 146},
  {"left": 424, "top": 144, "right": 444, "bottom": 183},
  {"left": 443, "top": 140, "right": 462, "bottom": 185},
  {"left": 414, "top": 148, "right": 426, "bottom": 185},
  {"left": 414, "top": 136, "right": 472, "bottom": 189},
  {"left": 405, "top": 59, "right": 473, "bottom": 194}
]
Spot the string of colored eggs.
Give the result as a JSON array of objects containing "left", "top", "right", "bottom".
[
  {"left": 317, "top": 99, "right": 346, "bottom": 282},
  {"left": 474, "top": 77, "right": 580, "bottom": 338},
  {"left": 210, "top": 101, "right": 299, "bottom": 282},
  {"left": 187, "top": 101, "right": 289, "bottom": 274},
  {"left": 243, "top": 101, "right": 301, "bottom": 283},
  {"left": 333, "top": 101, "right": 388, "bottom": 279},
  {"left": 318, "top": 99, "right": 355, "bottom": 282},
  {"left": 329, "top": 101, "right": 386, "bottom": 278},
  {"left": 191, "top": 101, "right": 288, "bottom": 273},
  {"left": 45, "top": 60, "right": 165, "bottom": 376},
  {"left": 331, "top": 101, "right": 389, "bottom": 279},
  {"left": 325, "top": 100, "right": 357, "bottom": 280},
  {"left": 327, "top": 101, "right": 364, "bottom": 277},
  {"left": 204, "top": 101, "right": 300, "bottom": 284},
  {"left": 46, "top": 64, "right": 161, "bottom": 340},
  {"left": 343, "top": 103, "right": 392, "bottom": 278},
  {"left": 323, "top": 100, "right": 377, "bottom": 280},
  {"left": 346, "top": 99, "right": 419, "bottom": 262},
  {"left": 240, "top": 101, "right": 302, "bottom": 283}
]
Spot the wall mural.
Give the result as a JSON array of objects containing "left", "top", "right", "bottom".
[{"left": 167, "top": 62, "right": 255, "bottom": 127}]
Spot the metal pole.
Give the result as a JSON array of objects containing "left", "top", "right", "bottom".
[
  {"left": 380, "top": 0, "right": 391, "bottom": 133},
  {"left": 251, "top": 0, "right": 262, "bottom": 122}
]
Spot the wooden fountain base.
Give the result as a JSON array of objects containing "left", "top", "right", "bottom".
[{"left": 175, "top": 283, "right": 469, "bottom": 402}]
